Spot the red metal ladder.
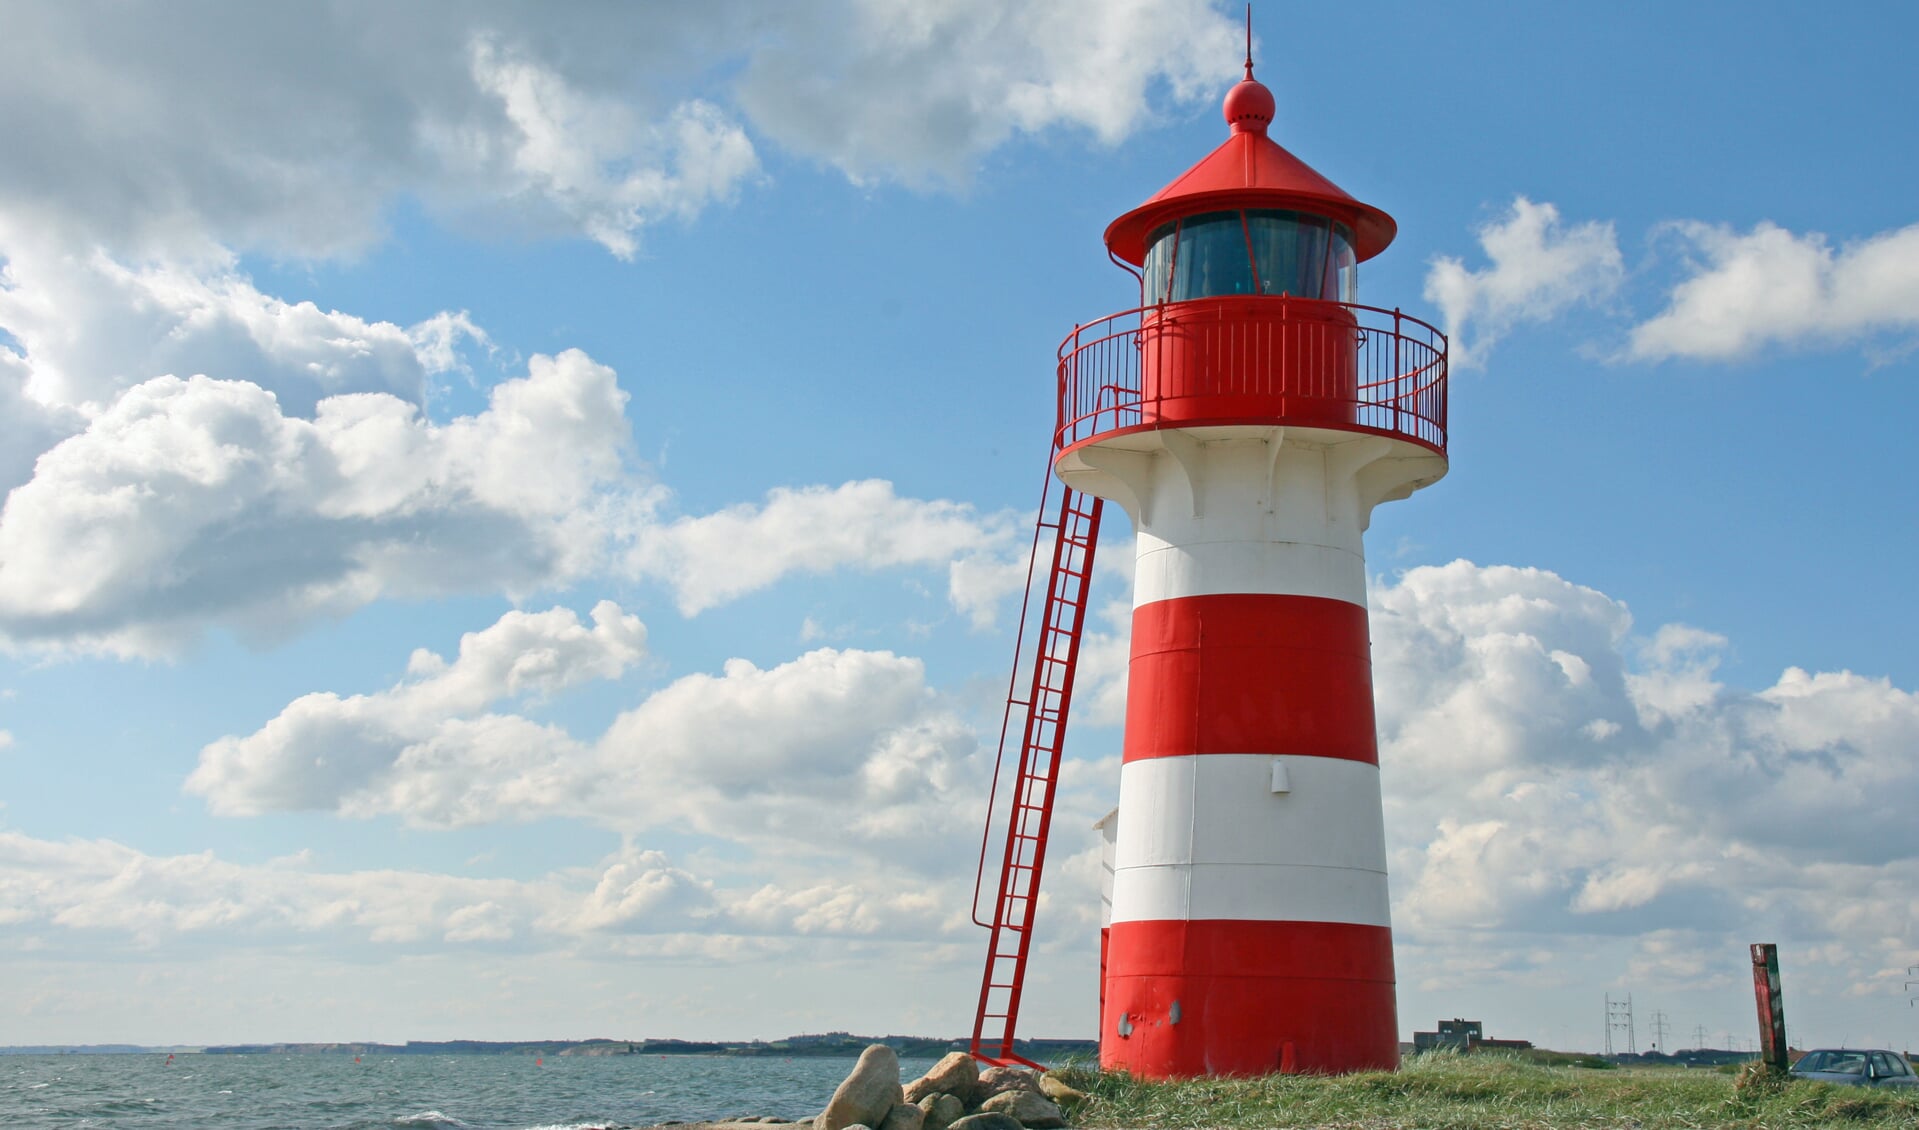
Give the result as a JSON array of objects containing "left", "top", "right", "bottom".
[{"left": 970, "top": 477, "right": 1104, "bottom": 1067}]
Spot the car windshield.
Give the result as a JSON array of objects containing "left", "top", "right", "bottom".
[{"left": 1798, "top": 1051, "right": 1868, "bottom": 1075}]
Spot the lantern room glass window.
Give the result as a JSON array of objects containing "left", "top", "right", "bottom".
[{"left": 1142, "top": 209, "right": 1357, "bottom": 304}]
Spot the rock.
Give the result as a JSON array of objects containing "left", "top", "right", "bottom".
[
  {"left": 981, "top": 1091, "right": 1067, "bottom": 1129},
  {"left": 877, "top": 1102, "right": 925, "bottom": 1130},
  {"left": 975, "top": 1066, "right": 1042, "bottom": 1103},
  {"left": 946, "top": 1115, "right": 1023, "bottom": 1130},
  {"left": 817, "top": 1045, "right": 905, "bottom": 1130},
  {"left": 904, "top": 1052, "right": 982, "bottom": 1106},
  {"left": 1038, "top": 1075, "right": 1087, "bottom": 1106},
  {"left": 916, "top": 1092, "right": 966, "bottom": 1130}
]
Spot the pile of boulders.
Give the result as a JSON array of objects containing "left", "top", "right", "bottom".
[
  {"left": 677, "top": 1046, "right": 1089, "bottom": 1130},
  {"left": 817, "top": 1046, "right": 1084, "bottom": 1130}
]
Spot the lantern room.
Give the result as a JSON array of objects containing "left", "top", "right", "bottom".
[
  {"left": 1052, "top": 64, "right": 1446, "bottom": 461},
  {"left": 1104, "top": 67, "right": 1399, "bottom": 285},
  {"left": 1140, "top": 208, "right": 1358, "bottom": 304}
]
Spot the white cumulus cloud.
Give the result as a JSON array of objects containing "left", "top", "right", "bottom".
[
  {"left": 462, "top": 38, "right": 760, "bottom": 260},
  {"left": 0, "top": 349, "right": 639, "bottom": 657},
  {"left": 0, "top": 6, "right": 763, "bottom": 260},
  {"left": 1627, "top": 219, "right": 1919, "bottom": 361},
  {"left": 0, "top": 833, "right": 958, "bottom": 955},
  {"left": 1424, "top": 197, "right": 1624, "bottom": 368},
  {"left": 735, "top": 0, "right": 1240, "bottom": 184},
  {"left": 0, "top": 2, "right": 1234, "bottom": 260},
  {"left": 186, "top": 603, "right": 999, "bottom": 871},
  {"left": 630, "top": 479, "right": 1022, "bottom": 619},
  {"left": 1372, "top": 561, "right": 1919, "bottom": 983},
  {"left": 187, "top": 601, "right": 646, "bottom": 818},
  {"left": 0, "top": 223, "right": 488, "bottom": 422},
  {"left": 0, "top": 240, "right": 1035, "bottom": 650},
  {"left": 592, "top": 648, "right": 980, "bottom": 865}
]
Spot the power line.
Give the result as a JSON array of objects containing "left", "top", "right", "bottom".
[
  {"left": 1649, "top": 1009, "right": 1670, "bottom": 1053},
  {"left": 1605, "top": 993, "right": 1636, "bottom": 1056},
  {"left": 1693, "top": 1024, "right": 1710, "bottom": 1051}
]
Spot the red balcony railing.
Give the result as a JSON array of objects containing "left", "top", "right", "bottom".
[{"left": 1056, "top": 298, "right": 1448, "bottom": 457}]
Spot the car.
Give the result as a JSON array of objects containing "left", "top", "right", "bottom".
[{"left": 1789, "top": 1048, "right": 1919, "bottom": 1087}]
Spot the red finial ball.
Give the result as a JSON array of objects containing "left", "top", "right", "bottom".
[{"left": 1223, "top": 77, "right": 1274, "bottom": 133}]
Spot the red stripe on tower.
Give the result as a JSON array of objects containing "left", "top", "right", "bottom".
[
  {"left": 1103, "top": 920, "right": 1397, "bottom": 1076},
  {"left": 1124, "top": 594, "right": 1377, "bottom": 764}
]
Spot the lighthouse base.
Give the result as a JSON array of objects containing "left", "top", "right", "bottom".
[{"left": 1100, "top": 919, "right": 1398, "bottom": 1077}]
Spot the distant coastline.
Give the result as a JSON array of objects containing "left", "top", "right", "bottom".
[{"left": 1, "top": 1031, "right": 1098, "bottom": 1059}]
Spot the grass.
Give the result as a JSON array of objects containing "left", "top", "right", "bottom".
[{"left": 1052, "top": 1051, "right": 1919, "bottom": 1129}]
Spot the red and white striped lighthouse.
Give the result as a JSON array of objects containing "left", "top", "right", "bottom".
[{"left": 1055, "top": 62, "right": 1450, "bottom": 1078}]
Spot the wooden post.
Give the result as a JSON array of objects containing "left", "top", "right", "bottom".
[{"left": 1750, "top": 943, "right": 1788, "bottom": 1071}]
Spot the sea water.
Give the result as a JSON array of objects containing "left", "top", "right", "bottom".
[{"left": 0, "top": 1052, "right": 943, "bottom": 1130}]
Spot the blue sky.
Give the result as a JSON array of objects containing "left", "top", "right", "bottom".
[{"left": 0, "top": 1, "right": 1915, "bottom": 1056}]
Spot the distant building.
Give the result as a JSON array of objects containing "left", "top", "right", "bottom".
[
  {"left": 1412, "top": 1018, "right": 1532, "bottom": 1054},
  {"left": 1413, "top": 1018, "right": 1481, "bottom": 1052}
]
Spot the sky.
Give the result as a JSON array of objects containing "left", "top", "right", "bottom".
[{"left": 0, "top": 0, "right": 1915, "bottom": 1057}]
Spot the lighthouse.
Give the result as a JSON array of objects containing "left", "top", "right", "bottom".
[
  {"left": 967, "top": 41, "right": 1447, "bottom": 1078},
  {"left": 1052, "top": 61, "right": 1450, "bottom": 1077}
]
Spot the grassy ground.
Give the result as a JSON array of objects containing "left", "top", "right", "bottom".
[{"left": 1054, "top": 1052, "right": 1919, "bottom": 1129}]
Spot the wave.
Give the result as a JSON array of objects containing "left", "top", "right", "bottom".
[{"left": 395, "top": 1113, "right": 472, "bottom": 1128}]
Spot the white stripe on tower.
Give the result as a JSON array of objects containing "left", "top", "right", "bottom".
[
  {"left": 1108, "top": 755, "right": 1389, "bottom": 926},
  {"left": 1133, "top": 535, "right": 1367, "bottom": 607}
]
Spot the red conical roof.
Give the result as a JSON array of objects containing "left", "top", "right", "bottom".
[{"left": 1104, "top": 74, "right": 1397, "bottom": 265}]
